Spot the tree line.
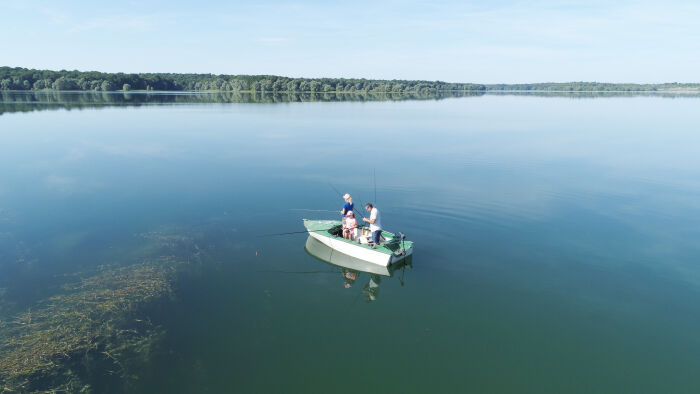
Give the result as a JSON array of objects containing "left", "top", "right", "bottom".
[
  {"left": 0, "top": 66, "right": 484, "bottom": 93},
  {"left": 4, "top": 67, "right": 697, "bottom": 93},
  {"left": 486, "top": 82, "right": 700, "bottom": 91}
]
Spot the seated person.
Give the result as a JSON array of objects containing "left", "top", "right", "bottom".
[{"left": 343, "top": 211, "right": 358, "bottom": 240}]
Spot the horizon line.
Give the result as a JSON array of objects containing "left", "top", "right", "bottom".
[{"left": 2, "top": 65, "right": 698, "bottom": 86}]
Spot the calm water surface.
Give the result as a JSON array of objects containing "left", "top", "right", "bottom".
[{"left": 2, "top": 92, "right": 700, "bottom": 392}]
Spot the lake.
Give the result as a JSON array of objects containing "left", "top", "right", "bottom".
[{"left": 1, "top": 91, "right": 700, "bottom": 393}]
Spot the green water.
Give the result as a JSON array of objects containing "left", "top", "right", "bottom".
[{"left": 2, "top": 92, "right": 700, "bottom": 392}]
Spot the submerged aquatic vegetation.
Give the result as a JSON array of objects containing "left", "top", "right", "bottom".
[
  {"left": 0, "top": 257, "right": 183, "bottom": 393},
  {"left": 0, "top": 287, "right": 6, "bottom": 314}
]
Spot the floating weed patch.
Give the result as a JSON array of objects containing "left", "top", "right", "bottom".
[{"left": 0, "top": 257, "right": 183, "bottom": 393}]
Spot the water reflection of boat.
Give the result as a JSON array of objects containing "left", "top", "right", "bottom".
[
  {"left": 304, "top": 236, "right": 412, "bottom": 302},
  {"left": 305, "top": 235, "right": 410, "bottom": 276},
  {"left": 303, "top": 219, "right": 414, "bottom": 266}
]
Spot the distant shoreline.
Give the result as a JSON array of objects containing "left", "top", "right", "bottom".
[
  {"left": 3, "top": 89, "right": 699, "bottom": 94},
  {"left": 2, "top": 66, "right": 699, "bottom": 93},
  {"left": 485, "top": 85, "right": 700, "bottom": 92}
]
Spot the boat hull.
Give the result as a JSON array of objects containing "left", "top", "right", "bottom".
[
  {"left": 307, "top": 230, "right": 413, "bottom": 267},
  {"left": 305, "top": 236, "right": 392, "bottom": 276}
]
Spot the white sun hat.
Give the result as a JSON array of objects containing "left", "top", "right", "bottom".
[{"left": 343, "top": 193, "right": 351, "bottom": 199}]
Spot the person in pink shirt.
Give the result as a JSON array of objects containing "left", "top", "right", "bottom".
[{"left": 343, "top": 211, "right": 358, "bottom": 241}]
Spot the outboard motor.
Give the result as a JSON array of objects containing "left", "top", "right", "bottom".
[{"left": 398, "top": 232, "right": 406, "bottom": 256}]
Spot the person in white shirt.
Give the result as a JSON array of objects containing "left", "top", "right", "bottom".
[{"left": 362, "top": 203, "right": 382, "bottom": 247}]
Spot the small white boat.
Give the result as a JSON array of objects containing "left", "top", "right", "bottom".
[{"left": 302, "top": 219, "right": 414, "bottom": 266}]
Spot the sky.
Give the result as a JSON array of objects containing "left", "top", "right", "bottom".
[{"left": 1, "top": 0, "right": 699, "bottom": 83}]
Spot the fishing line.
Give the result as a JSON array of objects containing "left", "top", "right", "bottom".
[{"left": 255, "top": 269, "right": 337, "bottom": 275}]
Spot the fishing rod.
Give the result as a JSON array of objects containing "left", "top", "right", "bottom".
[
  {"left": 263, "top": 183, "right": 368, "bottom": 238},
  {"left": 352, "top": 195, "right": 369, "bottom": 219},
  {"left": 373, "top": 168, "right": 377, "bottom": 206},
  {"left": 329, "top": 183, "right": 368, "bottom": 221},
  {"left": 329, "top": 182, "right": 343, "bottom": 199},
  {"left": 289, "top": 208, "right": 338, "bottom": 212},
  {"left": 257, "top": 229, "right": 333, "bottom": 237}
]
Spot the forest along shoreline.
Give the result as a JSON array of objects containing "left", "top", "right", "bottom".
[{"left": 2, "top": 66, "right": 699, "bottom": 94}]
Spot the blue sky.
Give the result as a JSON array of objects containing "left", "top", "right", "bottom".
[{"left": 1, "top": 0, "right": 699, "bottom": 83}]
